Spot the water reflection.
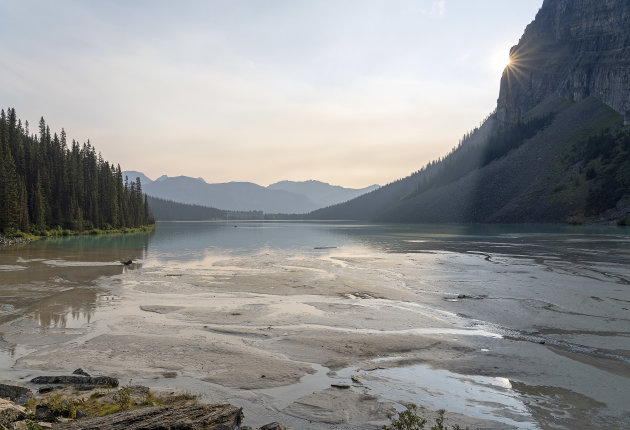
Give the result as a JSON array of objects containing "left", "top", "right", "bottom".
[
  {"left": 146, "top": 221, "right": 630, "bottom": 266},
  {"left": 0, "top": 231, "right": 152, "bottom": 330},
  {"left": 32, "top": 287, "right": 96, "bottom": 328}
]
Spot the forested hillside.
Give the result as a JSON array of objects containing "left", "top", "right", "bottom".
[
  {"left": 308, "top": 97, "right": 629, "bottom": 223},
  {"left": 0, "top": 108, "right": 153, "bottom": 235},
  {"left": 147, "top": 196, "right": 263, "bottom": 221}
]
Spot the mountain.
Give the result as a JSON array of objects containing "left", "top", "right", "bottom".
[
  {"left": 267, "top": 180, "right": 379, "bottom": 209},
  {"left": 122, "top": 173, "right": 378, "bottom": 214},
  {"left": 122, "top": 170, "right": 153, "bottom": 186},
  {"left": 141, "top": 175, "right": 314, "bottom": 213},
  {"left": 307, "top": 0, "right": 630, "bottom": 224},
  {"left": 497, "top": 0, "right": 630, "bottom": 126}
]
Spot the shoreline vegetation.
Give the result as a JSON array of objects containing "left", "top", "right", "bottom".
[{"left": 0, "top": 225, "right": 154, "bottom": 246}]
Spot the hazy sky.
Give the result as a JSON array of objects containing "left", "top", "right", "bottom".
[{"left": 0, "top": 0, "right": 542, "bottom": 188}]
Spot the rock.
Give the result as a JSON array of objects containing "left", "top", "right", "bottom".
[
  {"left": 38, "top": 386, "right": 62, "bottom": 394},
  {"left": 330, "top": 384, "right": 350, "bottom": 389},
  {"left": 53, "top": 404, "right": 242, "bottom": 429},
  {"left": 0, "top": 399, "right": 26, "bottom": 427},
  {"left": 259, "top": 423, "right": 287, "bottom": 430},
  {"left": 75, "top": 410, "right": 88, "bottom": 419},
  {"left": 0, "top": 384, "right": 33, "bottom": 405},
  {"left": 35, "top": 405, "right": 56, "bottom": 422},
  {"left": 31, "top": 375, "right": 118, "bottom": 387},
  {"left": 497, "top": 0, "right": 630, "bottom": 125},
  {"left": 351, "top": 375, "right": 362, "bottom": 384},
  {"left": 72, "top": 369, "right": 90, "bottom": 377}
]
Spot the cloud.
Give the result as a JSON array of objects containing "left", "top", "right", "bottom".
[{"left": 430, "top": 0, "right": 446, "bottom": 17}]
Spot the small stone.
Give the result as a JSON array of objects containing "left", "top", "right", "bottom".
[
  {"left": 76, "top": 410, "right": 89, "bottom": 419},
  {"left": 72, "top": 368, "right": 90, "bottom": 377},
  {"left": 259, "top": 423, "right": 287, "bottom": 430},
  {"left": 38, "top": 386, "right": 61, "bottom": 394},
  {"left": 331, "top": 384, "right": 351, "bottom": 389}
]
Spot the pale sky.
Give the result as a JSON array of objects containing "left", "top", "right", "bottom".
[{"left": 0, "top": 0, "right": 542, "bottom": 188}]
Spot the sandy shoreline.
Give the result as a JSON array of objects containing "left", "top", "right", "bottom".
[{"left": 1, "top": 229, "right": 629, "bottom": 429}]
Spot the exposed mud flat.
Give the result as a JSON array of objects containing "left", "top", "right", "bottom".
[{"left": 0, "top": 222, "right": 629, "bottom": 429}]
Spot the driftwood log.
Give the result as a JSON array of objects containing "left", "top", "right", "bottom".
[{"left": 53, "top": 404, "right": 243, "bottom": 430}]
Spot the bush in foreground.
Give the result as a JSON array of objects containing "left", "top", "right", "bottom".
[{"left": 383, "top": 405, "right": 467, "bottom": 430}]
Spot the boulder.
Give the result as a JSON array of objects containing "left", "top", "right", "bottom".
[
  {"left": 0, "top": 384, "right": 33, "bottom": 405},
  {"left": 35, "top": 405, "right": 57, "bottom": 422},
  {"left": 31, "top": 375, "right": 118, "bottom": 387}
]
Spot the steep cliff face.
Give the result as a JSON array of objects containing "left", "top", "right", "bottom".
[{"left": 497, "top": 0, "right": 630, "bottom": 125}]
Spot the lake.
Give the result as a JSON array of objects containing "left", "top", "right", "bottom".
[{"left": 1, "top": 221, "right": 629, "bottom": 429}]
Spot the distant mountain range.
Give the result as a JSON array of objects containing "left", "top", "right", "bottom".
[
  {"left": 305, "top": 0, "right": 630, "bottom": 224},
  {"left": 122, "top": 171, "right": 378, "bottom": 214}
]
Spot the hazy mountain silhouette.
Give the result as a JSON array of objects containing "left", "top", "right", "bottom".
[
  {"left": 268, "top": 180, "right": 379, "bottom": 209},
  {"left": 124, "top": 173, "right": 379, "bottom": 214}
]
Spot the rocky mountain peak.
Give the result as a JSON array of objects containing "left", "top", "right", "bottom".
[{"left": 497, "top": 0, "right": 630, "bottom": 125}]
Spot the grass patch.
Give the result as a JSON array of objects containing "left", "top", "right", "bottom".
[{"left": 28, "top": 383, "right": 198, "bottom": 421}]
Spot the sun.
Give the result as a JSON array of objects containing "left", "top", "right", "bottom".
[{"left": 488, "top": 47, "right": 513, "bottom": 76}]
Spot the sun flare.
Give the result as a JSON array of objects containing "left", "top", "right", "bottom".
[{"left": 488, "top": 45, "right": 514, "bottom": 76}]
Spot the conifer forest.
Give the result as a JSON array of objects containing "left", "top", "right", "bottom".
[{"left": 0, "top": 108, "right": 153, "bottom": 235}]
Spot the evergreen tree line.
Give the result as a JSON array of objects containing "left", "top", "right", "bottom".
[
  {"left": 147, "top": 196, "right": 263, "bottom": 221},
  {"left": 577, "top": 129, "right": 630, "bottom": 215},
  {"left": 406, "top": 113, "right": 555, "bottom": 198},
  {"left": 0, "top": 108, "right": 154, "bottom": 235}
]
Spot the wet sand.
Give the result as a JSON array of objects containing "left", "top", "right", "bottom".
[{"left": 1, "top": 224, "right": 629, "bottom": 429}]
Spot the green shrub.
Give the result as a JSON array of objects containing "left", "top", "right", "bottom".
[
  {"left": 114, "top": 383, "right": 132, "bottom": 410},
  {"left": 384, "top": 406, "right": 467, "bottom": 430}
]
